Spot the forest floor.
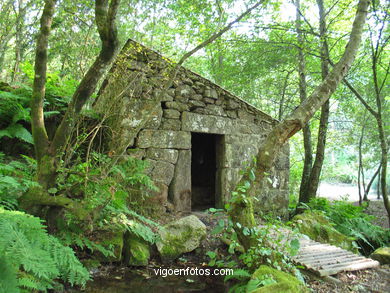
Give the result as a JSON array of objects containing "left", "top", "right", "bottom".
[
  {"left": 362, "top": 200, "right": 389, "bottom": 229},
  {"left": 306, "top": 265, "right": 390, "bottom": 293}
]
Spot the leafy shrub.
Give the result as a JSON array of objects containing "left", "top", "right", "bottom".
[
  {"left": 0, "top": 90, "right": 33, "bottom": 144},
  {"left": 301, "top": 197, "right": 390, "bottom": 254},
  {"left": 0, "top": 208, "right": 89, "bottom": 293},
  {"left": 55, "top": 153, "right": 160, "bottom": 254}
]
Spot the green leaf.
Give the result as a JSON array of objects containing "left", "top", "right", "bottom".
[{"left": 47, "top": 188, "right": 58, "bottom": 194}]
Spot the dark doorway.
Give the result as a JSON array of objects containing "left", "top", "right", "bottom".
[{"left": 191, "top": 133, "right": 222, "bottom": 210}]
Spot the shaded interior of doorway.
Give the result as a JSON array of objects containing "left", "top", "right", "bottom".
[{"left": 191, "top": 132, "right": 222, "bottom": 210}]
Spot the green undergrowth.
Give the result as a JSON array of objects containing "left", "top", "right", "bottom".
[
  {"left": 298, "top": 197, "right": 390, "bottom": 255},
  {"left": 0, "top": 208, "right": 90, "bottom": 293}
]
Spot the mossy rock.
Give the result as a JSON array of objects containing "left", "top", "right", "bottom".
[
  {"left": 370, "top": 247, "right": 390, "bottom": 264},
  {"left": 248, "top": 265, "right": 308, "bottom": 293},
  {"left": 293, "top": 211, "right": 357, "bottom": 252},
  {"left": 123, "top": 231, "right": 150, "bottom": 266},
  {"left": 156, "top": 215, "right": 206, "bottom": 261},
  {"left": 93, "top": 229, "right": 124, "bottom": 262}
]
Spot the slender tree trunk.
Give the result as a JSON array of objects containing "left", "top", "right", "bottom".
[
  {"left": 357, "top": 123, "right": 365, "bottom": 204},
  {"left": 295, "top": 0, "right": 313, "bottom": 204},
  {"left": 11, "top": 0, "right": 26, "bottom": 83},
  {"left": 228, "top": 0, "right": 370, "bottom": 250},
  {"left": 305, "top": 0, "right": 330, "bottom": 199},
  {"left": 30, "top": 0, "right": 57, "bottom": 189},
  {"left": 365, "top": 163, "right": 381, "bottom": 200},
  {"left": 372, "top": 31, "right": 390, "bottom": 225}
]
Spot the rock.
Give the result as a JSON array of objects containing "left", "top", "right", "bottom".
[
  {"left": 123, "top": 232, "right": 150, "bottom": 266},
  {"left": 156, "top": 215, "right": 206, "bottom": 261},
  {"left": 192, "top": 94, "right": 203, "bottom": 100},
  {"left": 203, "top": 97, "right": 215, "bottom": 104},
  {"left": 292, "top": 211, "right": 357, "bottom": 252},
  {"left": 137, "top": 129, "right": 190, "bottom": 149},
  {"left": 163, "top": 109, "right": 181, "bottom": 119},
  {"left": 370, "top": 247, "right": 390, "bottom": 264},
  {"left": 182, "top": 112, "right": 235, "bottom": 134},
  {"left": 175, "top": 84, "right": 194, "bottom": 98},
  {"left": 164, "top": 101, "right": 189, "bottom": 112},
  {"left": 144, "top": 159, "right": 175, "bottom": 185},
  {"left": 144, "top": 105, "right": 163, "bottom": 129},
  {"left": 205, "top": 104, "right": 226, "bottom": 116},
  {"left": 249, "top": 265, "right": 308, "bottom": 293},
  {"left": 160, "top": 118, "right": 182, "bottom": 130},
  {"left": 204, "top": 88, "right": 218, "bottom": 99},
  {"left": 169, "top": 150, "right": 191, "bottom": 212},
  {"left": 224, "top": 99, "right": 240, "bottom": 110},
  {"left": 189, "top": 100, "right": 206, "bottom": 108},
  {"left": 146, "top": 148, "right": 178, "bottom": 164},
  {"left": 93, "top": 229, "right": 124, "bottom": 262}
]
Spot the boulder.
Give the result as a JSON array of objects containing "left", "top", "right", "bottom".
[
  {"left": 156, "top": 215, "right": 206, "bottom": 261},
  {"left": 93, "top": 229, "right": 124, "bottom": 262},
  {"left": 292, "top": 211, "right": 357, "bottom": 252},
  {"left": 123, "top": 232, "right": 150, "bottom": 266},
  {"left": 370, "top": 247, "right": 390, "bottom": 264},
  {"left": 248, "top": 265, "right": 308, "bottom": 293}
]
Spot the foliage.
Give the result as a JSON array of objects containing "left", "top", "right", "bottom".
[
  {"left": 0, "top": 90, "right": 33, "bottom": 144},
  {"left": 55, "top": 153, "right": 159, "bottom": 254},
  {"left": 207, "top": 163, "right": 302, "bottom": 281},
  {"left": 0, "top": 153, "right": 37, "bottom": 210},
  {"left": 300, "top": 197, "right": 390, "bottom": 254},
  {"left": 0, "top": 208, "right": 89, "bottom": 293}
]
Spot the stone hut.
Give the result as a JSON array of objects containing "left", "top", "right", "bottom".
[{"left": 94, "top": 39, "right": 289, "bottom": 216}]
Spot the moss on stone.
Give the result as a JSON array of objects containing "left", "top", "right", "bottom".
[
  {"left": 249, "top": 265, "right": 308, "bottom": 293},
  {"left": 123, "top": 232, "right": 150, "bottom": 266},
  {"left": 94, "top": 229, "right": 124, "bottom": 262},
  {"left": 156, "top": 215, "right": 206, "bottom": 261},
  {"left": 370, "top": 247, "right": 390, "bottom": 264},
  {"left": 293, "top": 211, "right": 357, "bottom": 252}
]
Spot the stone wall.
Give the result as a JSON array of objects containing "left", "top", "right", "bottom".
[{"left": 95, "top": 39, "right": 289, "bottom": 217}]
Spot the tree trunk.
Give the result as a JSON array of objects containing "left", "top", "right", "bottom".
[
  {"left": 228, "top": 0, "right": 370, "bottom": 250},
  {"left": 30, "top": 0, "right": 57, "bottom": 189},
  {"left": 357, "top": 123, "right": 365, "bottom": 204},
  {"left": 11, "top": 0, "right": 27, "bottom": 83},
  {"left": 303, "top": 0, "right": 331, "bottom": 200},
  {"left": 295, "top": 0, "right": 313, "bottom": 204},
  {"left": 365, "top": 163, "right": 381, "bottom": 200}
]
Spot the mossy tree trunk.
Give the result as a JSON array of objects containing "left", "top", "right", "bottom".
[
  {"left": 23, "top": 0, "right": 121, "bottom": 213},
  {"left": 228, "top": 0, "right": 370, "bottom": 250}
]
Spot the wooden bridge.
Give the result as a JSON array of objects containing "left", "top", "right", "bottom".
[
  {"left": 292, "top": 236, "right": 380, "bottom": 276},
  {"left": 264, "top": 226, "right": 380, "bottom": 277}
]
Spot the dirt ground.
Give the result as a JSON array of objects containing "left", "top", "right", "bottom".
[
  {"left": 306, "top": 265, "right": 390, "bottom": 293},
  {"left": 363, "top": 200, "right": 389, "bottom": 229}
]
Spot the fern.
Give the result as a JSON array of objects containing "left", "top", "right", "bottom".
[
  {"left": 0, "top": 208, "right": 90, "bottom": 292},
  {"left": 0, "top": 154, "right": 38, "bottom": 210}
]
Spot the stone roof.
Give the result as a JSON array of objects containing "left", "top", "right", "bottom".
[{"left": 101, "top": 39, "right": 277, "bottom": 123}]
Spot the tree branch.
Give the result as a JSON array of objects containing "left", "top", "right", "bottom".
[{"left": 52, "top": 0, "right": 121, "bottom": 154}]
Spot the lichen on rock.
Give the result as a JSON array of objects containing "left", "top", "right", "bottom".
[
  {"left": 156, "top": 215, "right": 206, "bottom": 261},
  {"left": 370, "top": 247, "right": 390, "bottom": 264}
]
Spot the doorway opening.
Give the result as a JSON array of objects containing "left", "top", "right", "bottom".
[{"left": 191, "top": 133, "right": 223, "bottom": 210}]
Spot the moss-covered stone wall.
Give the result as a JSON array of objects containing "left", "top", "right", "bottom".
[{"left": 94, "top": 39, "right": 289, "bottom": 217}]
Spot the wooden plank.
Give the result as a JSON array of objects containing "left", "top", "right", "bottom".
[
  {"left": 296, "top": 251, "right": 358, "bottom": 260},
  {"left": 319, "top": 258, "right": 379, "bottom": 270},
  {"left": 318, "top": 260, "right": 380, "bottom": 276},
  {"left": 295, "top": 253, "right": 362, "bottom": 263}
]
